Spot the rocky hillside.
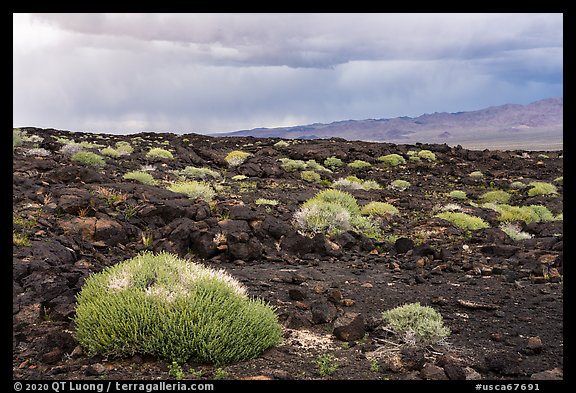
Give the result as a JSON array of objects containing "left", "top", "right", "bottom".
[
  {"left": 13, "top": 127, "right": 563, "bottom": 381},
  {"left": 219, "top": 97, "right": 563, "bottom": 151}
]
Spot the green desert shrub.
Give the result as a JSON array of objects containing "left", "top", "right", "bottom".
[
  {"left": 527, "top": 181, "right": 558, "bottom": 197},
  {"left": 146, "top": 147, "right": 174, "bottom": 160},
  {"left": 332, "top": 176, "right": 380, "bottom": 191},
  {"left": 255, "top": 198, "right": 279, "bottom": 206},
  {"left": 509, "top": 181, "right": 527, "bottom": 190},
  {"left": 300, "top": 170, "right": 321, "bottom": 183},
  {"left": 74, "top": 251, "right": 282, "bottom": 364},
  {"left": 273, "top": 140, "right": 290, "bottom": 148},
  {"left": 294, "top": 200, "right": 352, "bottom": 236},
  {"left": 323, "top": 156, "right": 344, "bottom": 170},
  {"left": 279, "top": 158, "right": 308, "bottom": 172},
  {"left": 115, "top": 141, "right": 134, "bottom": 155},
  {"left": 360, "top": 201, "right": 399, "bottom": 216},
  {"left": 417, "top": 149, "right": 437, "bottom": 162},
  {"left": 71, "top": 151, "right": 106, "bottom": 167},
  {"left": 123, "top": 171, "right": 156, "bottom": 185},
  {"left": 224, "top": 150, "right": 251, "bottom": 167},
  {"left": 294, "top": 189, "right": 381, "bottom": 238},
  {"left": 166, "top": 181, "right": 215, "bottom": 202},
  {"left": 483, "top": 203, "right": 559, "bottom": 224},
  {"left": 305, "top": 160, "right": 331, "bottom": 172},
  {"left": 435, "top": 211, "right": 490, "bottom": 231},
  {"left": 478, "top": 190, "right": 512, "bottom": 204},
  {"left": 378, "top": 153, "right": 406, "bottom": 167},
  {"left": 406, "top": 150, "right": 421, "bottom": 163},
  {"left": 303, "top": 189, "right": 361, "bottom": 216},
  {"left": 389, "top": 179, "right": 411, "bottom": 191},
  {"left": 100, "top": 147, "right": 121, "bottom": 158},
  {"left": 469, "top": 171, "right": 484, "bottom": 178},
  {"left": 499, "top": 223, "right": 533, "bottom": 241},
  {"left": 347, "top": 160, "right": 372, "bottom": 169},
  {"left": 13, "top": 129, "right": 24, "bottom": 150},
  {"left": 448, "top": 190, "right": 467, "bottom": 200},
  {"left": 177, "top": 166, "right": 221, "bottom": 180},
  {"left": 382, "top": 303, "right": 450, "bottom": 345}
]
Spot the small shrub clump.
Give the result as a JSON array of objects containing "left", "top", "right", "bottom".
[
  {"left": 509, "top": 181, "right": 527, "bottom": 190},
  {"left": 146, "top": 147, "right": 174, "bottom": 160},
  {"left": 417, "top": 149, "right": 437, "bottom": 162},
  {"left": 389, "top": 179, "right": 411, "bottom": 191},
  {"left": 166, "top": 181, "right": 215, "bottom": 202},
  {"left": 347, "top": 160, "right": 372, "bottom": 169},
  {"left": 100, "top": 148, "right": 121, "bottom": 158},
  {"left": 74, "top": 251, "right": 282, "bottom": 364},
  {"left": 483, "top": 203, "right": 560, "bottom": 224},
  {"left": 360, "top": 201, "right": 399, "bottom": 217},
  {"left": 435, "top": 211, "right": 490, "bottom": 231},
  {"left": 293, "top": 189, "right": 381, "bottom": 239},
  {"left": 225, "top": 151, "right": 251, "bottom": 167},
  {"left": 305, "top": 160, "right": 331, "bottom": 173},
  {"left": 13, "top": 129, "right": 24, "bottom": 150},
  {"left": 527, "top": 181, "right": 558, "bottom": 197},
  {"left": 279, "top": 158, "right": 308, "bottom": 172},
  {"left": 378, "top": 153, "right": 406, "bottom": 167},
  {"left": 382, "top": 302, "right": 450, "bottom": 345},
  {"left": 115, "top": 141, "right": 134, "bottom": 155},
  {"left": 71, "top": 151, "right": 106, "bottom": 167},
  {"left": 177, "top": 166, "right": 221, "bottom": 181},
  {"left": 332, "top": 176, "right": 381, "bottom": 191},
  {"left": 323, "top": 156, "right": 344, "bottom": 170},
  {"left": 499, "top": 222, "right": 533, "bottom": 241},
  {"left": 300, "top": 170, "right": 321, "bottom": 183},
  {"left": 123, "top": 171, "right": 156, "bottom": 185},
  {"left": 478, "top": 190, "right": 512, "bottom": 204},
  {"left": 448, "top": 190, "right": 467, "bottom": 200},
  {"left": 255, "top": 198, "right": 279, "bottom": 206}
]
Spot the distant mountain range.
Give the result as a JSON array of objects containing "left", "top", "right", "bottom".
[{"left": 215, "top": 97, "right": 563, "bottom": 150}]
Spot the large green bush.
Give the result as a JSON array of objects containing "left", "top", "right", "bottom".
[{"left": 74, "top": 251, "right": 282, "bottom": 365}]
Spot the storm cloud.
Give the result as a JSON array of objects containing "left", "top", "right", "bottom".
[{"left": 13, "top": 13, "right": 563, "bottom": 134}]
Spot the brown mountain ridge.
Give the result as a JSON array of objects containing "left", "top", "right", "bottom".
[{"left": 218, "top": 97, "right": 563, "bottom": 151}]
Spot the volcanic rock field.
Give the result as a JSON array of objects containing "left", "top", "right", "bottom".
[{"left": 12, "top": 127, "right": 563, "bottom": 381}]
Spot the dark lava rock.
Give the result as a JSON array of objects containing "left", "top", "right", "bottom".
[
  {"left": 332, "top": 312, "right": 365, "bottom": 341},
  {"left": 480, "top": 244, "right": 520, "bottom": 258},
  {"left": 394, "top": 237, "right": 414, "bottom": 254},
  {"left": 400, "top": 347, "right": 426, "bottom": 371},
  {"left": 310, "top": 299, "right": 337, "bottom": 324},
  {"left": 288, "top": 288, "right": 307, "bottom": 301},
  {"left": 484, "top": 351, "right": 521, "bottom": 375}
]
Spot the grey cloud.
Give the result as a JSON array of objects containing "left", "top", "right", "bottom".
[
  {"left": 30, "top": 13, "right": 562, "bottom": 68},
  {"left": 14, "top": 13, "right": 563, "bottom": 134}
]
